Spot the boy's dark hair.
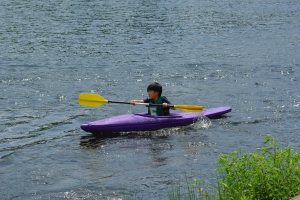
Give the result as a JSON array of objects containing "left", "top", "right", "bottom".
[{"left": 147, "top": 82, "right": 162, "bottom": 96}]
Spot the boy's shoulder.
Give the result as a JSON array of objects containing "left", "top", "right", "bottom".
[{"left": 161, "top": 96, "right": 171, "bottom": 103}]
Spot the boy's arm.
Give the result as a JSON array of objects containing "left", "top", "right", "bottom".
[
  {"left": 130, "top": 99, "right": 145, "bottom": 105},
  {"left": 162, "top": 103, "right": 176, "bottom": 110},
  {"left": 162, "top": 97, "right": 176, "bottom": 110}
]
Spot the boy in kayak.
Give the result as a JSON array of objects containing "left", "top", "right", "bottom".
[{"left": 131, "top": 82, "right": 175, "bottom": 116}]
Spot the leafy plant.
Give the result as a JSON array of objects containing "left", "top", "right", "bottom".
[
  {"left": 216, "top": 134, "right": 300, "bottom": 200},
  {"left": 169, "top": 177, "right": 211, "bottom": 200}
]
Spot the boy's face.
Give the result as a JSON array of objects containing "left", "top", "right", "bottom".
[{"left": 147, "top": 90, "right": 159, "bottom": 99}]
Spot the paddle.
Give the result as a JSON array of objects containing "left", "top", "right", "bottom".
[{"left": 78, "top": 93, "right": 203, "bottom": 112}]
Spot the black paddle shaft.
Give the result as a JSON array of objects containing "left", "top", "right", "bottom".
[{"left": 108, "top": 101, "right": 131, "bottom": 104}]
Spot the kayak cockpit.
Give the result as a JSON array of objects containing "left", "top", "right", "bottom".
[{"left": 133, "top": 112, "right": 183, "bottom": 118}]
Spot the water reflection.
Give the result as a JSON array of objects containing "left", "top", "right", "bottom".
[
  {"left": 79, "top": 133, "right": 173, "bottom": 173},
  {"left": 79, "top": 132, "right": 170, "bottom": 149},
  {"left": 79, "top": 133, "right": 121, "bottom": 149}
]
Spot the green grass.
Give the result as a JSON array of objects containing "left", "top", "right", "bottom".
[
  {"left": 168, "top": 134, "right": 300, "bottom": 200},
  {"left": 169, "top": 178, "right": 210, "bottom": 200}
]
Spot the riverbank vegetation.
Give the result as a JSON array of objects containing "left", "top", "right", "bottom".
[{"left": 169, "top": 134, "right": 300, "bottom": 200}]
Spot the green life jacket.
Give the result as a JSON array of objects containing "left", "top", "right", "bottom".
[{"left": 148, "top": 96, "right": 169, "bottom": 116}]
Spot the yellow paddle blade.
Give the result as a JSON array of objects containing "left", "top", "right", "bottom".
[
  {"left": 174, "top": 104, "right": 204, "bottom": 112},
  {"left": 78, "top": 93, "right": 108, "bottom": 107}
]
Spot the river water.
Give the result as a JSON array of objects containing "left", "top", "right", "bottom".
[{"left": 1, "top": 0, "right": 299, "bottom": 199}]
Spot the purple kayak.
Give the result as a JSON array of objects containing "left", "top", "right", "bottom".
[{"left": 81, "top": 106, "right": 231, "bottom": 133}]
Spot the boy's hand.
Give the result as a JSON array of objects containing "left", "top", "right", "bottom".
[
  {"left": 163, "top": 103, "right": 176, "bottom": 110},
  {"left": 162, "top": 103, "right": 168, "bottom": 107},
  {"left": 130, "top": 100, "right": 136, "bottom": 105}
]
